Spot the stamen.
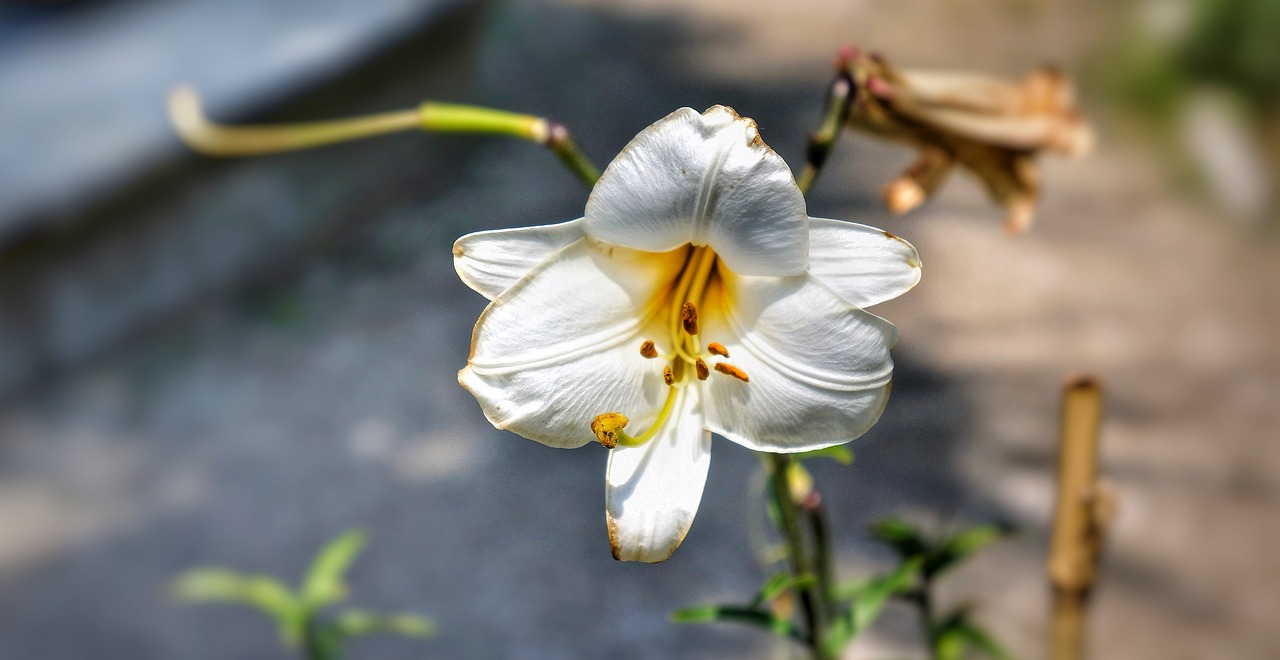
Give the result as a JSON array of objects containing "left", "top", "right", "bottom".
[
  {"left": 662, "top": 365, "right": 675, "bottom": 386},
  {"left": 639, "top": 340, "right": 658, "bottom": 359},
  {"left": 714, "top": 362, "right": 750, "bottom": 382},
  {"left": 590, "top": 412, "right": 630, "bottom": 449},
  {"left": 707, "top": 342, "right": 730, "bottom": 358},
  {"left": 681, "top": 302, "right": 699, "bottom": 335},
  {"left": 695, "top": 358, "right": 710, "bottom": 381}
]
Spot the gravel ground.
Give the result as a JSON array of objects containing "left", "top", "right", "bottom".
[{"left": 0, "top": 1, "right": 1276, "bottom": 658}]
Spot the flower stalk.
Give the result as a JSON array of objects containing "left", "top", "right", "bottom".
[
  {"left": 167, "top": 86, "right": 600, "bottom": 187},
  {"left": 796, "top": 49, "right": 857, "bottom": 196},
  {"left": 767, "top": 454, "right": 836, "bottom": 660}
]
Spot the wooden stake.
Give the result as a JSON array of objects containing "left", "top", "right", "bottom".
[{"left": 1048, "top": 374, "right": 1113, "bottom": 660}]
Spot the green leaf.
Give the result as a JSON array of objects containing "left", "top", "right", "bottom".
[
  {"left": 933, "top": 610, "right": 1011, "bottom": 660},
  {"left": 849, "top": 558, "right": 921, "bottom": 636},
  {"left": 172, "top": 568, "right": 296, "bottom": 619},
  {"left": 795, "top": 445, "right": 854, "bottom": 465},
  {"left": 935, "top": 628, "right": 966, "bottom": 660},
  {"left": 927, "top": 524, "right": 1012, "bottom": 579},
  {"left": 173, "top": 568, "right": 306, "bottom": 646},
  {"left": 332, "top": 609, "right": 435, "bottom": 640},
  {"left": 753, "top": 573, "right": 792, "bottom": 607},
  {"left": 869, "top": 519, "right": 1012, "bottom": 580},
  {"left": 825, "top": 558, "right": 922, "bottom": 653},
  {"left": 868, "top": 518, "right": 929, "bottom": 560},
  {"left": 671, "top": 605, "right": 802, "bottom": 642},
  {"left": 751, "top": 573, "right": 815, "bottom": 608},
  {"left": 301, "top": 529, "right": 367, "bottom": 609}
]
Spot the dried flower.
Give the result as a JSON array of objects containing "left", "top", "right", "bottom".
[{"left": 844, "top": 49, "right": 1093, "bottom": 233}]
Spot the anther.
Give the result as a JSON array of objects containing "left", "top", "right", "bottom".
[
  {"left": 695, "top": 358, "right": 710, "bottom": 381},
  {"left": 591, "top": 412, "right": 630, "bottom": 449},
  {"left": 707, "top": 342, "right": 729, "bottom": 358},
  {"left": 714, "top": 362, "right": 750, "bottom": 382},
  {"left": 681, "top": 302, "right": 699, "bottom": 335},
  {"left": 639, "top": 340, "right": 658, "bottom": 359},
  {"left": 662, "top": 365, "right": 675, "bottom": 386}
]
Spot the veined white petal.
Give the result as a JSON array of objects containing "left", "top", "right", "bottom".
[
  {"left": 584, "top": 106, "right": 809, "bottom": 276},
  {"left": 453, "top": 219, "right": 586, "bottom": 300},
  {"left": 606, "top": 389, "right": 710, "bottom": 563},
  {"left": 461, "top": 239, "right": 687, "bottom": 448},
  {"left": 807, "top": 218, "right": 922, "bottom": 309},
  {"left": 702, "top": 272, "right": 897, "bottom": 453}
]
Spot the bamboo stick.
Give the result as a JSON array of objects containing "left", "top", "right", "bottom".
[{"left": 1048, "top": 374, "right": 1113, "bottom": 660}]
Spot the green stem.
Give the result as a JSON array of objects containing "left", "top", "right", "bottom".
[
  {"left": 806, "top": 497, "right": 837, "bottom": 620},
  {"left": 795, "top": 67, "right": 856, "bottom": 196},
  {"left": 168, "top": 87, "right": 601, "bottom": 188},
  {"left": 767, "top": 454, "right": 834, "bottom": 660},
  {"left": 913, "top": 582, "right": 939, "bottom": 659},
  {"left": 302, "top": 617, "right": 341, "bottom": 660}
]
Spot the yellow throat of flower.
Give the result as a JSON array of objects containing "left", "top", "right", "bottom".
[{"left": 591, "top": 245, "right": 750, "bottom": 449}]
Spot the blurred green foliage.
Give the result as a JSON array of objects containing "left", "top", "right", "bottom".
[
  {"left": 869, "top": 518, "right": 1014, "bottom": 660},
  {"left": 1101, "top": 0, "right": 1280, "bottom": 121},
  {"left": 675, "top": 517, "right": 1012, "bottom": 659},
  {"left": 173, "top": 530, "right": 432, "bottom": 660},
  {"left": 1177, "top": 0, "right": 1280, "bottom": 113}
]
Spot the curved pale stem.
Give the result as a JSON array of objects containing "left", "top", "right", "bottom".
[{"left": 167, "top": 86, "right": 600, "bottom": 187}]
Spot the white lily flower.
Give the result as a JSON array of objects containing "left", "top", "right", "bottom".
[{"left": 454, "top": 106, "right": 921, "bottom": 563}]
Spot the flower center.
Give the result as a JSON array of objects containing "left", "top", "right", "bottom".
[{"left": 590, "top": 245, "right": 751, "bottom": 449}]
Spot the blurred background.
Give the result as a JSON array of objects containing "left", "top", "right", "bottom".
[{"left": 0, "top": 0, "right": 1276, "bottom": 657}]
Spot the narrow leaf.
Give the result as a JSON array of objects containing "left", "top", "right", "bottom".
[
  {"left": 333, "top": 609, "right": 435, "bottom": 640},
  {"left": 849, "top": 558, "right": 922, "bottom": 636},
  {"left": 825, "top": 558, "right": 923, "bottom": 653},
  {"left": 301, "top": 529, "right": 367, "bottom": 608},
  {"left": 671, "top": 605, "right": 802, "bottom": 642},
  {"left": 868, "top": 518, "right": 929, "bottom": 560},
  {"left": 927, "top": 524, "right": 1012, "bottom": 579},
  {"left": 754, "top": 574, "right": 793, "bottom": 607},
  {"left": 752, "top": 573, "right": 815, "bottom": 607},
  {"left": 172, "top": 569, "right": 296, "bottom": 619},
  {"left": 796, "top": 445, "right": 854, "bottom": 465},
  {"left": 933, "top": 613, "right": 1011, "bottom": 660}
]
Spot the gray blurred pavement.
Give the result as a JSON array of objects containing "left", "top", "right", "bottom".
[{"left": 0, "top": 1, "right": 1277, "bottom": 658}]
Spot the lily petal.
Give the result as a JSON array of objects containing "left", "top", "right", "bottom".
[
  {"left": 461, "top": 239, "right": 687, "bottom": 448},
  {"left": 606, "top": 389, "right": 710, "bottom": 562},
  {"left": 585, "top": 106, "right": 809, "bottom": 277},
  {"left": 807, "top": 218, "right": 922, "bottom": 309},
  {"left": 453, "top": 219, "right": 586, "bottom": 300},
  {"left": 702, "top": 272, "right": 897, "bottom": 453}
]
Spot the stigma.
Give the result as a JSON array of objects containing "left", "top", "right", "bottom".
[{"left": 591, "top": 412, "right": 630, "bottom": 449}]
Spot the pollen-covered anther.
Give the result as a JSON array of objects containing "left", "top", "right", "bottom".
[
  {"left": 707, "top": 342, "right": 729, "bottom": 358},
  {"left": 680, "top": 302, "right": 699, "bottom": 335},
  {"left": 695, "top": 358, "right": 710, "bottom": 381},
  {"left": 662, "top": 365, "right": 675, "bottom": 386},
  {"left": 590, "top": 412, "right": 630, "bottom": 449},
  {"left": 639, "top": 340, "right": 658, "bottom": 359},
  {"left": 714, "top": 362, "right": 750, "bottom": 383}
]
